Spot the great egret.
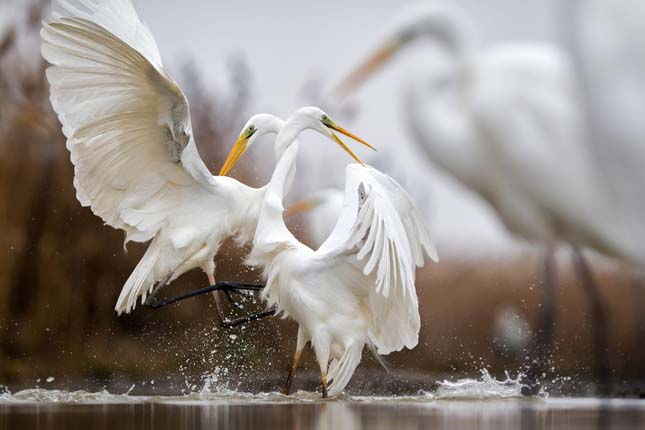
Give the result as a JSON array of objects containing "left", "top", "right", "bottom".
[
  {"left": 223, "top": 106, "right": 438, "bottom": 397},
  {"left": 333, "top": 2, "right": 634, "bottom": 392},
  {"left": 41, "top": 0, "right": 286, "bottom": 322},
  {"left": 563, "top": 0, "right": 645, "bottom": 262}
]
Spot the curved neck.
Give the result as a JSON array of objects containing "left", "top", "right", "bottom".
[
  {"left": 396, "top": 5, "right": 475, "bottom": 66},
  {"left": 253, "top": 114, "right": 312, "bottom": 249},
  {"left": 273, "top": 114, "right": 310, "bottom": 159},
  {"left": 253, "top": 140, "right": 300, "bottom": 250}
]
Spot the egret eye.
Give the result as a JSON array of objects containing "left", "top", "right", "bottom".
[
  {"left": 245, "top": 125, "right": 256, "bottom": 138},
  {"left": 321, "top": 115, "right": 332, "bottom": 126}
]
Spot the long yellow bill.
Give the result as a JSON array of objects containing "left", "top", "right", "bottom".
[
  {"left": 328, "top": 123, "right": 377, "bottom": 152},
  {"left": 333, "top": 41, "right": 400, "bottom": 99},
  {"left": 219, "top": 134, "right": 248, "bottom": 176},
  {"left": 220, "top": 121, "right": 376, "bottom": 176},
  {"left": 330, "top": 132, "right": 367, "bottom": 166}
]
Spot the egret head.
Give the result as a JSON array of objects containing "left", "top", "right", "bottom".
[
  {"left": 220, "top": 107, "right": 375, "bottom": 176},
  {"left": 219, "top": 114, "right": 284, "bottom": 176},
  {"left": 333, "top": 2, "right": 469, "bottom": 98},
  {"left": 289, "top": 106, "right": 376, "bottom": 165}
]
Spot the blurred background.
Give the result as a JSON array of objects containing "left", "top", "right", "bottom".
[{"left": 1, "top": 0, "right": 644, "bottom": 397}]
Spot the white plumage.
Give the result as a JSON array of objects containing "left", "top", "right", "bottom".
[
  {"left": 335, "top": 2, "right": 637, "bottom": 264},
  {"left": 41, "top": 0, "right": 287, "bottom": 315},
  {"left": 233, "top": 107, "right": 437, "bottom": 396},
  {"left": 565, "top": 0, "right": 645, "bottom": 262},
  {"left": 334, "top": 2, "right": 634, "bottom": 392}
]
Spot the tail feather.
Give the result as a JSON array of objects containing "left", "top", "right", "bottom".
[
  {"left": 327, "top": 343, "right": 363, "bottom": 396},
  {"left": 367, "top": 341, "right": 389, "bottom": 372},
  {"left": 115, "top": 237, "right": 160, "bottom": 315}
]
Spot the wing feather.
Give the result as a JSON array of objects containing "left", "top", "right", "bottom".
[
  {"left": 42, "top": 1, "right": 219, "bottom": 243},
  {"left": 316, "top": 165, "right": 438, "bottom": 354}
]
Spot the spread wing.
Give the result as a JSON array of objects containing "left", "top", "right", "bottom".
[
  {"left": 316, "top": 164, "right": 438, "bottom": 354},
  {"left": 41, "top": 0, "right": 220, "bottom": 243}
]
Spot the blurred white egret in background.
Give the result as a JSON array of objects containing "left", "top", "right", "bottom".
[
  {"left": 332, "top": 1, "right": 638, "bottom": 393},
  {"left": 223, "top": 107, "right": 437, "bottom": 397},
  {"left": 564, "top": 0, "right": 645, "bottom": 261},
  {"left": 41, "top": 0, "right": 293, "bottom": 322},
  {"left": 0, "top": 0, "right": 46, "bottom": 98}
]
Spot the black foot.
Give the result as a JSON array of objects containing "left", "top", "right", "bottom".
[{"left": 144, "top": 295, "right": 161, "bottom": 308}]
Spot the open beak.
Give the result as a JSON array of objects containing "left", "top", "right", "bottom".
[
  {"left": 333, "top": 40, "right": 400, "bottom": 99},
  {"left": 219, "top": 134, "right": 248, "bottom": 176},
  {"left": 325, "top": 121, "right": 377, "bottom": 166},
  {"left": 328, "top": 123, "right": 376, "bottom": 151}
]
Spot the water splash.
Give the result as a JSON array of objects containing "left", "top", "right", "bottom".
[
  {"left": 198, "top": 367, "right": 231, "bottom": 395},
  {"left": 0, "top": 389, "right": 144, "bottom": 403},
  {"left": 432, "top": 369, "right": 527, "bottom": 400},
  {"left": 0, "top": 369, "right": 533, "bottom": 403},
  {"left": 184, "top": 369, "right": 333, "bottom": 403}
]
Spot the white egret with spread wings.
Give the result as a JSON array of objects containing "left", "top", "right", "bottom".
[
  {"left": 222, "top": 107, "right": 438, "bottom": 397},
  {"left": 41, "top": 0, "right": 296, "bottom": 321}
]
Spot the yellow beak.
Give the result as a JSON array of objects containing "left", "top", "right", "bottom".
[
  {"left": 219, "top": 134, "right": 248, "bottom": 176},
  {"left": 328, "top": 123, "right": 377, "bottom": 151},
  {"left": 325, "top": 121, "right": 377, "bottom": 166},
  {"left": 220, "top": 121, "right": 376, "bottom": 175},
  {"left": 333, "top": 41, "right": 400, "bottom": 99}
]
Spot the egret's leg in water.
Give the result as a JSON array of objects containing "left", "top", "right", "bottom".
[
  {"left": 320, "top": 373, "right": 329, "bottom": 399},
  {"left": 571, "top": 246, "right": 611, "bottom": 395},
  {"left": 522, "top": 248, "right": 557, "bottom": 395},
  {"left": 313, "top": 335, "right": 331, "bottom": 398},
  {"left": 284, "top": 327, "right": 309, "bottom": 395}
]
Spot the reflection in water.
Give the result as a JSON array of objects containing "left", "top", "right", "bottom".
[{"left": 1, "top": 398, "right": 644, "bottom": 430}]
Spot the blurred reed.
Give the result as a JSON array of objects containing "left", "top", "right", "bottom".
[{"left": 0, "top": 2, "right": 287, "bottom": 385}]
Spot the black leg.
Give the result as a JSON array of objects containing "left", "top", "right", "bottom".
[
  {"left": 220, "top": 307, "right": 278, "bottom": 328},
  {"left": 144, "top": 281, "right": 265, "bottom": 309},
  {"left": 571, "top": 246, "right": 611, "bottom": 396},
  {"left": 522, "top": 249, "right": 558, "bottom": 396},
  {"left": 223, "top": 289, "right": 245, "bottom": 309}
]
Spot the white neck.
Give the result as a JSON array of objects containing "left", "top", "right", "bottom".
[
  {"left": 253, "top": 114, "right": 312, "bottom": 251},
  {"left": 396, "top": 4, "right": 475, "bottom": 64}
]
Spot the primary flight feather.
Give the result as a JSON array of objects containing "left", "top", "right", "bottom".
[{"left": 41, "top": 0, "right": 286, "bottom": 317}]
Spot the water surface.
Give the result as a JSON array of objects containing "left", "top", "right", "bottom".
[{"left": 2, "top": 391, "right": 644, "bottom": 430}]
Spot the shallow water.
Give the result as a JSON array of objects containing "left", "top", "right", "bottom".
[
  {"left": 1, "top": 371, "right": 645, "bottom": 430},
  {"left": 1, "top": 394, "right": 644, "bottom": 430},
  {"left": 0, "top": 372, "right": 642, "bottom": 429}
]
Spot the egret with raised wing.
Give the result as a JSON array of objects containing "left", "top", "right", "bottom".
[
  {"left": 42, "top": 0, "right": 288, "bottom": 323},
  {"left": 223, "top": 106, "right": 438, "bottom": 397}
]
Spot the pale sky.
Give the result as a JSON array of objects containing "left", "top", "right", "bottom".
[{"left": 136, "top": 0, "right": 563, "bottom": 255}]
